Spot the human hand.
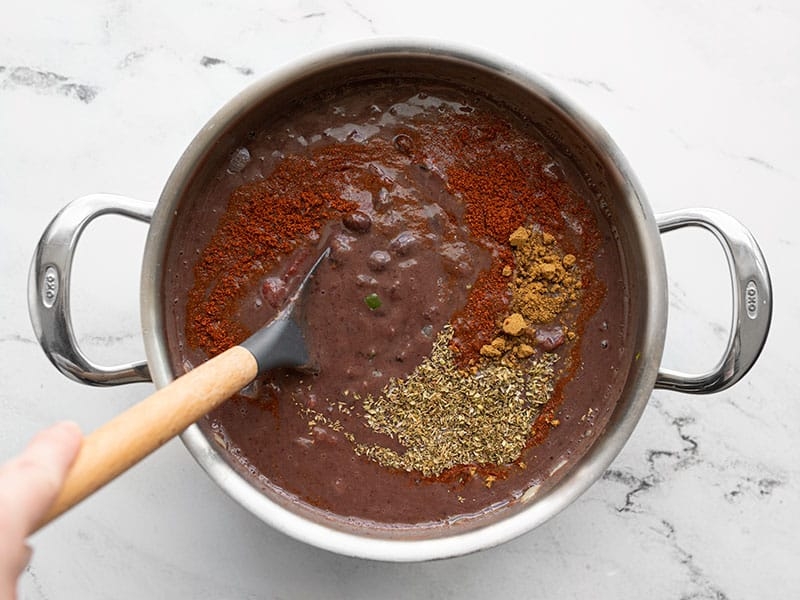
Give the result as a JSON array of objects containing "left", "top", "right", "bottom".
[{"left": 0, "top": 422, "right": 82, "bottom": 600}]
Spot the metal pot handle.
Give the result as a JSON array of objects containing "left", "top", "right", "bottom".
[
  {"left": 655, "top": 208, "right": 772, "bottom": 393},
  {"left": 28, "top": 194, "right": 155, "bottom": 386}
]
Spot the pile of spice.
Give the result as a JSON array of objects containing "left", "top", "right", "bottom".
[
  {"left": 346, "top": 325, "right": 557, "bottom": 478},
  {"left": 508, "top": 226, "right": 580, "bottom": 323},
  {"left": 300, "top": 225, "right": 583, "bottom": 478},
  {"left": 480, "top": 225, "right": 581, "bottom": 361},
  {"left": 435, "top": 113, "right": 581, "bottom": 366}
]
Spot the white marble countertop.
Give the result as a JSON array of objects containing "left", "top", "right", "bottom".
[{"left": 2, "top": 1, "right": 798, "bottom": 598}]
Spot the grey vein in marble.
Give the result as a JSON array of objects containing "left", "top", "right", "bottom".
[
  {"left": 743, "top": 155, "right": 776, "bottom": 171},
  {"left": 80, "top": 332, "right": 141, "bottom": 345},
  {"left": 603, "top": 413, "right": 700, "bottom": 512},
  {"left": 1, "top": 66, "right": 98, "bottom": 103},
  {"left": 667, "top": 281, "right": 729, "bottom": 341},
  {"left": 343, "top": 0, "right": 378, "bottom": 34},
  {"left": 118, "top": 50, "right": 147, "bottom": 69},
  {"left": 22, "top": 566, "right": 48, "bottom": 600},
  {"left": 666, "top": 128, "right": 794, "bottom": 181},
  {"left": 723, "top": 151, "right": 797, "bottom": 180},
  {"left": 654, "top": 519, "right": 730, "bottom": 600},
  {"left": 0, "top": 333, "right": 37, "bottom": 345},
  {"left": 1, "top": 332, "right": 140, "bottom": 346},
  {"left": 199, "top": 56, "right": 224, "bottom": 67},
  {"left": 276, "top": 10, "right": 326, "bottom": 23},
  {"left": 605, "top": 394, "right": 788, "bottom": 518},
  {"left": 199, "top": 55, "right": 254, "bottom": 76},
  {"left": 544, "top": 72, "right": 614, "bottom": 92},
  {"left": 724, "top": 475, "right": 783, "bottom": 504}
]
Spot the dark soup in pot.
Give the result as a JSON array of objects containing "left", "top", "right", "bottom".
[{"left": 162, "top": 77, "right": 631, "bottom": 531}]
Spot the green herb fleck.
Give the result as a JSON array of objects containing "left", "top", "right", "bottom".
[{"left": 364, "top": 293, "right": 382, "bottom": 310}]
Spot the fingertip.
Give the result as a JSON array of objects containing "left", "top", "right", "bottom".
[
  {"left": 51, "top": 420, "right": 83, "bottom": 441},
  {"left": 34, "top": 420, "right": 82, "bottom": 446},
  {"left": 4, "top": 422, "right": 85, "bottom": 535},
  {"left": 51, "top": 421, "right": 83, "bottom": 461},
  {"left": 26, "top": 421, "right": 83, "bottom": 469}
]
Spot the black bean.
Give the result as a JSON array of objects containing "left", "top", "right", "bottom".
[{"left": 343, "top": 211, "right": 372, "bottom": 233}]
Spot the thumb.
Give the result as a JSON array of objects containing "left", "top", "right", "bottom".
[{"left": 0, "top": 421, "right": 83, "bottom": 538}]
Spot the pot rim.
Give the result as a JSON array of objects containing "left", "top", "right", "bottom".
[{"left": 140, "top": 38, "right": 667, "bottom": 561}]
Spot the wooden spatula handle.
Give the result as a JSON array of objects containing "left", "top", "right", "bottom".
[{"left": 36, "top": 345, "right": 258, "bottom": 531}]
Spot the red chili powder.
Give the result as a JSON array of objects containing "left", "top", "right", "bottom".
[
  {"left": 186, "top": 142, "right": 402, "bottom": 356},
  {"left": 436, "top": 114, "right": 588, "bottom": 365}
]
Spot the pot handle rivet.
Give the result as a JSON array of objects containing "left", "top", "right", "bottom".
[{"left": 28, "top": 194, "right": 154, "bottom": 386}]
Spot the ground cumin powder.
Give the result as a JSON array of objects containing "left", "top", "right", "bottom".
[
  {"left": 479, "top": 225, "right": 582, "bottom": 361},
  {"left": 508, "top": 226, "right": 580, "bottom": 324}
]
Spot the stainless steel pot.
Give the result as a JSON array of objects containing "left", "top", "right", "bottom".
[{"left": 28, "top": 40, "right": 772, "bottom": 561}]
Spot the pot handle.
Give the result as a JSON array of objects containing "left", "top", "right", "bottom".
[
  {"left": 655, "top": 208, "right": 772, "bottom": 393},
  {"left": 28, "top": 194, "right": 155, "bottom": 386}
]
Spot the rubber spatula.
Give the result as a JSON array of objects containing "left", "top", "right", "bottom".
[{"left": 35, "top": 248, "right": 330, "bottom": 531}]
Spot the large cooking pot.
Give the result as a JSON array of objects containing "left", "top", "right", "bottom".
[{"left": 28, "top": 41, "right": 771, "bottom": 561}]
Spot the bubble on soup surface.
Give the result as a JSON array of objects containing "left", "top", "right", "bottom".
[
  {"left": 390, "top": 231, "right": 418, "bottom": 256},
  {"left": 367, "top": 250, "right": 392, "bottom": 272},
  {"left": 373, "top": 187, "right": 393, "bottom": 212},
  {"left": 398, "top": 258, "right": 418, "bottom": 269},
  {"left": 239, "top": 380, "right": 261, "bottom": 399},
  {"left": 294, "top": 436, "right": 314, "bottom": 449},
  {"left": 535, "top": 326, "right": 566, "bottom": 351},
  {"left": 356, "top": 273, "right": 378, "bottom": 287},
  {"left": 333, "top": 478, "right": 346, "bottom": 495},
  {"left": 312, "top": 426, "right": 338, "bottom": 445},
  {"left": 261, "top": 277, "right": 287, "bottom": 309},
  {"left": 330, "top": 233, "right": 356, "bottom": 262},
  {"left": 541, "top": 160, "right": 564, "bottom": 181},
  {"left": 393, "top": 133, "right": 414, "bottom": 155},
  {"left": 228, "top": 147, "right": 251, "bottom": 173},
  {"left": 440, "top": 241, "right": 473, "bottom": 275}
]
